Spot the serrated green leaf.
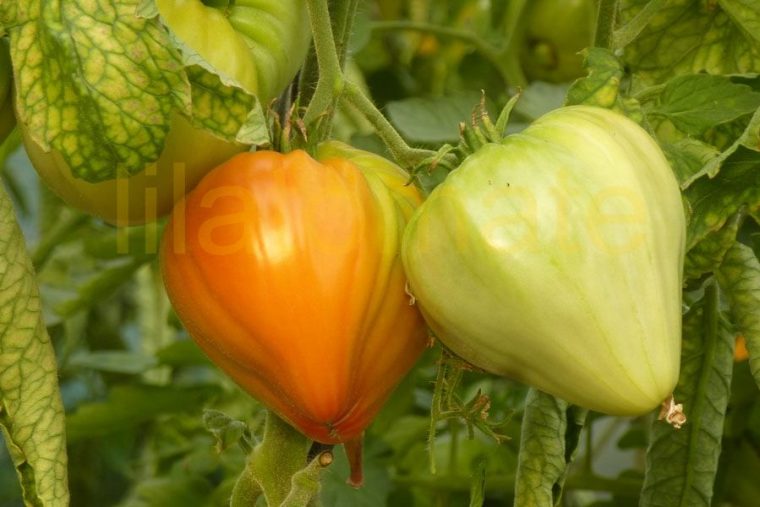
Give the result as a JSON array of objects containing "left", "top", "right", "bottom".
[
  {"left": 652, "top": 75, "right": 760, "bottom": 136},
  {"left": 684, "top": 211, "right": 743, "bottom": 280},
  {"left": 513, "top": 390, "right": 585, "bottom": 507},
  {"left": 564, "top": 48, "right": 643, "bottom": 121},
  {"left": 684, "top": 148, "right": 760, "bottom": 249},
  {"left": 716, "top": 241, "right": 760, "bottom": 388},
  {"left": 9, "top": 0, "right": 190, "bottom": 182},
  {"left": 565, "top": 48, "right": 624, "bottom": 108},
  {"left": 641, "top": 285, "right": 734, "bottom": 507},
  {"left": 66, "top": 384, "right": 219, "bottom": 443},
  {"left": 0, "top": 184, "right": 68, "bottom": 506},
  {"left": 661, "top": 138, "right": 722, "bottom": 188},
  {"left": 621, "top": 0, "right": 760, "bottom": 86}
]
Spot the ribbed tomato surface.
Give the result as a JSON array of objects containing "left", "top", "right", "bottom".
[{"left": 161, "top": 146, "right": 428, "bottom": 443}]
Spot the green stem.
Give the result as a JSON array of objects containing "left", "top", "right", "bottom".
[
  {"left": 229, "top": 468, "right": 263, "bottom": 507},
  {"left": 611, "top": 0, "right": 667, "bottom": 48},
  {"left": 304, "top": 0, "right": 344, "bottom": 128},
  {"left": 341, "top": 80, "right": 435, "bottom": 171},
  {"left": 448, "top": 419, "right": 459, "bottom": 476},
  {"left": 330, "top": 0, "right": 360, "bottom": 69},
  {"left": 370, "top": 20, "right": 526, "bottom": 88},
  {"left": 594, "top": 0, "right": 619, "bottom": 49},
  {"left": 230, "top": 411, "right": 314, "bottom": 507},
  {"left": 493, "top": 0, "right": 529, "bottom": 88}
]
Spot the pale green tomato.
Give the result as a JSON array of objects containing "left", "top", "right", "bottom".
[
  {"left": 155, "top": 0, "right": 311, "bottom": 102},
  {"left": 402, "top": 106, "right": 685, "bottom": 416}
]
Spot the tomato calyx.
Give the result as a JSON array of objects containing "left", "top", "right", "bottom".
[{"left": 408, "top": 93, "right": 522, "bottom": 186}]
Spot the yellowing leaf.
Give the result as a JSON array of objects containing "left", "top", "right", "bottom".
[
  {"left": 9, "top": 0, "right": 190, "bottom": 182},
  {"left": 621, "top": 0, "right": 760, "bottom": 87},
  {"left": 0, "top": 184, "right": 68, "bottom": 506}
]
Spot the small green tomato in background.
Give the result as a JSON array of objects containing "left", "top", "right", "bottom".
[
  {"left": 402, "top": 105, "right": 685, "bottom": 416},
  {"left": 519, "top": 0, "right": 596, "bottom": 83}
]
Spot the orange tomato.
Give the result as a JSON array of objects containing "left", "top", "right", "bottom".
[{"left": 160, "top": 142, "right": 428, "bottom": 445}]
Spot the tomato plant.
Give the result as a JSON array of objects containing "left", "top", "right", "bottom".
[{"left": 2, "top": 1, "right": 760, "bottom": 506}]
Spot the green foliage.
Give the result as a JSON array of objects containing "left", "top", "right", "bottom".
[
  {"left": 641, "top": 285, "right": 735, "bottom": 506},
  {"left": 514, "top": 391, "right": 586, "bottom": 507},
  {"left": 0, "top": 178, "right": 68, "bottom": 505}
]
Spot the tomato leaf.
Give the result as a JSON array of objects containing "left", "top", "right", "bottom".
[
  {"left": 652, "top": 75, "right": 760, "bottom": 136},
  {"left": 167, "top": 58, "right": 268, "bottom": 147},
  {"left": 9, "top": 0, "right": 191, "bottom": 183},
  {"left": 661, "top": 139, "right": 722, "bottom": 189},
  {"left": 66, "top": 384, "right": 219, "bottom": 443},
  {"left": 512, "top": 82, "right": 567, "bottom": 122},
  {"left": 703, "top": 107, "right": 760, "bottom": 177},
  {"left": 684, "top": 211, "right": 743, "bottom": 280},
  {"left": 565, "top": 48, "right": 643, "bottom": 120},
  {"left": 0, "top": 184, "right": 69, "bottom": 506},
  {"left": 716, "top": 242, "right": 760, "bottom": 388},
  {"left": 513, "top": 390, "right": 585, "bottom": 507},
  {"left": 641, "top": 285, "right": 734, "bottom": 507},
  {"left": 621, "top": 0, "right": 760, "bottom": 86},
  {"left": 684, "top": 149, "right": 760, "bottom": 249}
]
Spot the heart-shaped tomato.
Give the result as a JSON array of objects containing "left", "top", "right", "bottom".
[{"left": 161, "top": 142, "right": 428, "bottom": 444}]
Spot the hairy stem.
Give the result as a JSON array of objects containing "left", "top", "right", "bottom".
[
  {"left": 304, "top": 0, "right": 344, "bottom": 127},
  {"left": 341, "top": 80, "right": 435, "bottom": 171},
  {"left": 594, "top": 0, "right": 620, "bottom": 49}
]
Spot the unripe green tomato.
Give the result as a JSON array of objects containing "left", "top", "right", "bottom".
[
  {"left": 20, "top": 0, "right": 310, "bottom": 225},
  {"left": 403, "top": 106, "right": 685, "bottom": 416},
  {"left": 519, "top": 0, "right": 595, "bottom": 83}
]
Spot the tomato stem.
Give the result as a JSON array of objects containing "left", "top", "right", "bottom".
[
  {"left": 304, "top": 0, "right": 344, "bottom": 128},
  {"left": 341, "top": 80, "right": 437, "bottom": 172},
  {"left": 230, "top": 411, "right": 324, "bottom": 506},
  {"left": 331, "top": 0, "right": 360, "bottom": 69},
  {"left": 593, "top": 0, "right": 619, "bottom": 49}
]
